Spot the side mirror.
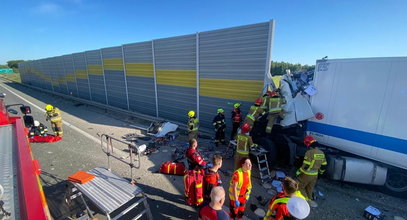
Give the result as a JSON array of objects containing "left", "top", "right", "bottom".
[
  {"left": 7, "top": 109, "right": 18, "bottom": 115},
  {"left": 20, "top": 106, "right": 31, "bottom": 114}
]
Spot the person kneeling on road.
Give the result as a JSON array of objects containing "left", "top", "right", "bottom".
[
  {"left": 29, "top": 120, "right": 48, "bottom": 137},
  {"left": 199, "top": 186, "right": 230, "bottom": 220}
]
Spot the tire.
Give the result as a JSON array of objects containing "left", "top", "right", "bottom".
[{"left": 384, "top": 168, "right": 407, "bottom": 198}]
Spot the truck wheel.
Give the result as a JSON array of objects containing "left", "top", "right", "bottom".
[{"left": 384, "top": 168, "right": 407, "bottom": 197}]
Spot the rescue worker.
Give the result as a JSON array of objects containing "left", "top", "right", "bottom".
[
  {"left": 199, "top": 187, "right": 230, "bottom": 220},
  {"left": 234, "top": 123, "right": 255, "bottom": 169},
  {"left": 29, "top": 120, "right": 48, "bottom": 137},
  {"left": 296, "top": 136, "right": 327, "bottom": 208},
  {"left": 187, "top": 110, "right": 199, "bottom": 140},
  {"left": 229, "top": 157, "right": 252, "bottom": 220},
  {"left": 203, "top": 155, "right": 223, "bottom": 202},
  {"left": 45, "top": 104, "right": 63, "bottom": 137},
  {"left": 230, "top": 103, "right": 242, "bottom": 140},
  {"left": 264, "top": 90, "right": 285, "bottom": 134},
  {"left": 244, "top": 98, "right": 264, "bottom": 129},
  {"left": 264, "top": 177, "right": 309, "bottom": 220},
  {"left": 186, "top": 138, "right": 207, "bottom": 170},
  {"left": 213, "top": 108, "right": 226, "bottom": 147}
]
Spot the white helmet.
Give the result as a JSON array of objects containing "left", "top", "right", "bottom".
[
  {"left": 287, "top": 196, "right": 310, "bottom": 219},
  {"left": 34, "top": 120, "right": 40, "bottom": 127}
]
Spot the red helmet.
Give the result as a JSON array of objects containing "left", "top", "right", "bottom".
[
  {"left": 255, "top": 98, "right": 263, "bottom": 105},
  {"left": 304, "top": 136, "right": 316, "bottom": 147},
  {"left": 267, "top": 90, "right": 278, "bottom": 97},
  {"left": 241, "top": 123, "right": 250, "bottom": 133}
]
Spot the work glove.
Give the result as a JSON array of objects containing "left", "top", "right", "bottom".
[
  {"left": 235, "top": 200, "right": 240, "bottom": 207},
  {"left": 45, "top": 118, "right": 49, "bottom": 121},
  {"left": 203, "top": 163, "right": 213, "bottom": 169},
  {"left": 296, "top": 170, "right": 301, "bottom": 176},
  {"left": 53, "top": 113, "right": 58, "bottom": 117},
  {"left": 319, "top": 169, "right": 325, "bottom": 175}
]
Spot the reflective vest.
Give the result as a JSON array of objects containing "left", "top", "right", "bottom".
[
  {"left": 46, "top": 108, "right": 62, "bottom": 123},
  {"left": 232, "top": 108, "right": 242, "bottom": 123},
  {"left": 264, "top": 191, "right": 305, "bottom": 219},
  {"left": 212, "top": 114, "right": 225, "bottom": 130},
  {"left": 245, "top": 105, "right": 263, "bottom": 121},
  {"left": 229, "top": 168, "right": 252, "bottom": 201},
  {"left": 236, "top": 134, "right": 253, "bottom": 155},
  {"left": 300, "top": 148, "right": 327, "bottom": 176},
  {"left": 188, "top": 117, "right": 199, "bottom": 132},
  {"left": 268, "top": 97, "right": 283, "bottom": 115}
]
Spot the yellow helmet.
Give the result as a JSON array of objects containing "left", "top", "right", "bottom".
[
  {"left": 188, "top": 110, "right": 195, "bottom": 118},
  {"left": 45, "top": 104, "right": 53, "bottom": 111}
]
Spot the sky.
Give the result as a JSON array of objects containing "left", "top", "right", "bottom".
[{"left": 1, "top": 0, "right": 406, "bottom": 65}]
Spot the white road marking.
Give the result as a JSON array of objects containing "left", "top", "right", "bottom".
[{"left": 0, "top": 82, "right": 101, "bottom": 144}]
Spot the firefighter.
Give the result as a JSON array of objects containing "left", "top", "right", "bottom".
[
  {"left": 187, "top": 110, "right": 199, "bottom": 140},
  {"left": 230, "top": 103, "right": 242, "bottom": 140},
  {"left": 263, "top": 177, "right": 309, "bottom": 220},
  {"left": 203, "top": 155, "right": 223, "bottom": 202},
  {"left": 243, "top": 98, "right": 264, "bottom": 129},
  {"left": 29, "top": 120, "right": 48, "bottom": 137},
  {"left": 229, "top": 157, "right": 252, "bottom": 220},
  {"left": 234, "top": 123, "right": 256, "bottom": 169},
  {"left": 213, "top": 108, "right": 226, "bottom": 147},
  {"left": 186, "top": 138, "right": 207, "bottom": 170},
  {"left": 296, "top": 136, "right": 327, "bottom": 208},
  {"left": 45, "top": 104, "right": 63, "bottom": 137},
  {"left": 264, "top": 90, "right": 285, "bottom": 134}
]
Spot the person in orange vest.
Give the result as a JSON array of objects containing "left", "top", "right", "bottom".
[
  {"left": 186, "top": 138, "right": 207, "bottom": 170},
  {"left": 230, "top": 103, "right": 242, "bottom": 140},
  {"left": 296, "top": 136, "right": 327, "bottom": 208},
  {"left": 262, "top": 90, "right": 285, "bottom": 134},
  {"left": 234, "top": 123, "right": 256, "bottom": 169},
  {"left": 244, "top": 98, "right": 264, "bottom": 129},
  {"left": 263, "top": 177, "right": 309, "bottom": 220},
  {"left": 203, "top": 155, "right": 223, "bottom": 203},
  {"left": 229, "top": 157, "right": 252, "bottom": 220}
]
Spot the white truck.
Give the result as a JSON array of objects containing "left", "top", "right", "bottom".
[{"left": 308, "top": 57, "right": 407, "bottom": 195}]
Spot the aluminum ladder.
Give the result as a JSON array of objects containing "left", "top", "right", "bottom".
[{"left": 250, "top": 147, "right": 271, "bottom": 183}]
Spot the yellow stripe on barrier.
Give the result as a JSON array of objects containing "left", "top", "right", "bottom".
[
  {"left": 103, "top": 58, "right": 124, "bottom": 71},
  {"left": 125, "top": 63, "right": 154, "bottom": 77},
  {"left": 88, "top": 64, "right": 103, "bottom": 75},
  {"left": 75, "top": 70, "right": 88, "bottom": 79},
  {"left": 200, "top": 78, "right": 263, "bottom": 101},
  {"left": 156, "top": 69, "right": 196, "bottom": 87},
  {"left": 66, "top": 73, "right": 76, "bottom": 82}
]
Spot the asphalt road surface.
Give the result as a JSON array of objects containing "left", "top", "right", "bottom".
[{"left": 1, "top": 78, "right": 406, "bottom": 220}]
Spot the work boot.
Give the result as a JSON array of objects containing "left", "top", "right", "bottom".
[{"left": 308, "top": 200, "right": 318, "bottom": 208}]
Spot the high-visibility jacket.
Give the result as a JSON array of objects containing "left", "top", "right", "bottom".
[
  {"left": 212, "top": 114, "right": 225, "bottom": 130},
  {"left": 264, "top": 191, "right": 305, "bottom": 220},
  {"left": 245, "top": 105, "right": 264, "bottom": 122},
  {"left": 268, "top": 96, "right": 284, "bottom": 115},
  {"left": 229, "top": 168, "right": 251, "bottom": 201},
  {"left": 236, "top": 134, "right": 254, "bottom": 155},
  {"left": 188, "top": 117, "right": 199, "bottom": 132},
  {"left": 231, "top": 108, "right": 242, "bottom": 123},
  {"left": 46, "top": 108, "right": 62, "bottom": 123},
  {"left": 299, "top": 147, "right": 327, "bottom": 176}
]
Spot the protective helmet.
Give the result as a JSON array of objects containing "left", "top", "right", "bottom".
[
  {"left": 217, "top": 108, "right": 224, "bottom": 114},
  {"left": 241, "top": 123, "right": 250, "bottom": 134},
  {"left": 267, "top": 90, "right": 278, "bottom": 97},
  {"left": 45, "top": 104, "right": 53, "bottom": 111},
  {"left": 188, "top": 110, "right": 195, "bottom": 118},
  {"left": 34, "top": 120, "right": 40, "bottom": 127},
  {"left": 234, "top": 103, "right": 241, "bottom": 108},
  {"left": 255, "top": 98, "right": 263, "bottom": 105},
  {"left": 287, "top": 196, "right": 310, "bottom": 219},
  {"left": 304, "top": 136, "right": 316, "bottom": 147}
]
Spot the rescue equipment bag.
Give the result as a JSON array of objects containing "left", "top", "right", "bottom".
[
  {"left": 160, "top": 161, "right": 186, "bottom": 176},
  {"left": 184, "top": 169, "right": 204, "bottom": 206}
]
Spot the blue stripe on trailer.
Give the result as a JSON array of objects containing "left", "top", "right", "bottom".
[{"left": 307, "top": 121, "right": 407, "bottom": 155}]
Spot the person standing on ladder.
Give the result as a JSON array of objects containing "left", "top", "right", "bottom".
[
  {"left": 296, "top": 136, "right": 327, "bottom": 208},
  {"left": 45, "top": 104, "right": 63, "bottom": 137},
  {"left": 263, "top": 90, "right": 285, "bottom": 134},
  {"left": 234, "top": 123, "right": 256, "bottom": 169},
  {"left": 213, "top": 108, "right": 226, "bottom": 147},
  {"left": 230, "top": 103, "right": 242, "bottom": 140},
  {"left": 187, "top": 110, "right": 199, "bottom": 140},
  {"left": 244, "top": 98, "right": 264, "bottom": 130}
]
